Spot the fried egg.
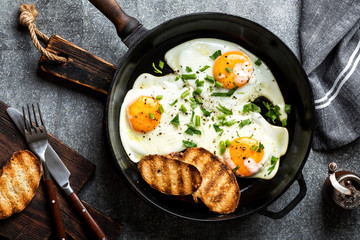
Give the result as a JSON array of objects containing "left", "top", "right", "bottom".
[{"left": 119, "top": 38, "right": 289, "bottom": 179}]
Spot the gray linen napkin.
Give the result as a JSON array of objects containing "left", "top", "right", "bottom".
[{"left": 299, "top": 0, "right": 360, "bottom": 150}]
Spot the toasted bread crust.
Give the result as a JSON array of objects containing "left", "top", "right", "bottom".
[
  {"left": 0, "top": 150, "right": 42, "bottom": 219},
  {"left": 138, "top": 155, "right": 202, "bottom": 195},
  {"left": 180, "top": 148, "right": 240, "bottom": 214}
]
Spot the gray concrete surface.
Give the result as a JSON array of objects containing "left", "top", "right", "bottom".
[{"left": 1, "top": 0, "right": 359, "bottom": 239}]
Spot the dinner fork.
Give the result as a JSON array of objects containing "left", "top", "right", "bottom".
[{"left": 23, "top": 103, "right": 67, "bottom": 240}]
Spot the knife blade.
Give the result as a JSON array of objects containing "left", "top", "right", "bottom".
[{"left": 7, "top": 107, "right": 108, "bottom": 240}]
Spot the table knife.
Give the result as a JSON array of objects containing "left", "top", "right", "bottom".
[{"left": 7, "top": 107, "right": 108, "bottom": 240}]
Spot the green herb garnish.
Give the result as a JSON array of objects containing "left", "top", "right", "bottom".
[
  {"left": 281, "top": 118, "right": 287, "bottom": 127},
  {"left": 209, "top": 50, "right": 222, "bottom": 60},
  {"left": 225, "top": 139, "right": 231, "bottom": 147},
  {"left": 170, "top": 99, "right": 178, "bottom": 106},
  {"left": 215, "top": 81, "right": 224, "bottom": 88},
  {"left": 213, "top": 123, "right": 224, "bottom": 136},
  {"left": 186, "top": 125, "right": 201, "bottom": 135},
  {"left": 159, "top": 104, "right": 164, "bottom": 114},
  {"left": 219, "top": 141, "right": 226, "bottom": 155},
  {"left": 159, "top": 60, "right": 164, "bottom": 69},
  {"left": 225, "top": 67, "right": 232, "bottom": 73},
  {"left": 239, "top": 119, "right": 252, "bottom": 128},
  {"left": 170, "top": 114, "right": 179, "bottom": 125},
  {"left": 185, "top": 66, "right": 192, "bottom": 72},
  {"left": 194, "top": 88, "right": 202, "bottom": 95},
  {"left": 156, "top": 95, "right": 163, "bottom": 100},
  {"left": 181, "top": 90, "right": 189, "bottom": 99},
  {"left": 232, "top": 165, "right": 240, "bottom": 174},
  {"left": 195, "top": 79, "right": 204, "bottom": 87},
  {"left": 243, "top": 103, "right": 261, "bottom": 113},
  {"left": 181, "top": 74, "right": 197, "bottom": 80},
  {"left": 285, "top": 104, "right": 291, "bottom": 114},
  {"left": 200, "top": 107, "right": 211, "bottom": 116},
  {"left": 148, "top": 113, "right": 155, "bottom": 120},
  {"left": 152, "top": 62, "right": 162, "bottom": 74},
  {"left": 263, "top": 102, "right": 281, "bottom": 123},
  {"left": 216, "top": 104, "right": 233, "bottom": 115},
  {"left": 255, "top": 58, "right": 262, "bottom": 66},
  {"left": 200, "top": 65, "right": 210, "bottom": 72},
  {"left": 211, "top": 86, "right": 238, "bottom": 97},
  {"left": 183, "top": 140, "right": 197, "bottom": 148},
  {"left": 180, "top": 104, "right": 187, "bottom": 113},
  {"left": 268, "top": 156, "right": 279, "bottom": 174},
  {"left": 195, "top": 115, "right": 200, "bottom": 126},
  {"left": 204, "top": 75, "right": 215, "bottom": 83}
]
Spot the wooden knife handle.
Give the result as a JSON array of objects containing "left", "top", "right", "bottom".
[
  {"left": 44, "top": 178, "right": 67, "bottom": 240},
  {"left": 88, "top": 0, "right": 141, "bottom": 40},
  {"left": 69, "top": 192, "right": 108, "bottom": 240}
]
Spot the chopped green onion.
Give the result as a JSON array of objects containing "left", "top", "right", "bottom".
[
  {"left": 209, "top": 50, "right": 222, "bottom": 60},
  {"left": 243, "top": 103, "right": 261, "bottom": 113},
  {"left": 204, "top": 75, "right": 215, "bottom": 83},
  {"left": 148, "top": 113, "right": 155, "bottom": 120},
  {"left": 170, "top": 114, "right": 179, "bottom": 125},
  {"left": 195, "top": 115, "right": 200, "bottom": 126},
  {"left": 186, "top": 125, "right": 201, "bottom": 135},
  {"left": 250, "top": 145, "right": 258, "bottom": 151},
  {"left": 263, "top": 102, "right": 281, "bottom": 123},
  {"left": 255, "top": 58, "right": 262, "bottom": 66},
  {"left": 195, "top": 79, "right": 204, "bottom": 87},
  {"left": 181, "top": 90, "right": 189, "bottom": 98},
  {"left": 152, "top": 62, "right": 162, "bottom": 74},
  {"left": 159, "top": 104, "right": 164, "bottom": 114},
  {"left": 215, "top": 81, "right": 224, "bottom": 88},
  {"left": 217, "top": 114, "right": 226, "bottom": 120},
  {"left": 225, "top": 139, "right": 231, "bottom": 147},
  {"left": 217, "top": 104, "right": 233, "bottom": 115},
  {"left": 225, "top": 67, "right": 232, "bottom": 73},
  {"left": 170, "top": 99, "right": 178, "bottom": 106},
  {"left": 183, "top": 140, "right": 197, "bottom": 148},
  {"left": 239, "top": 119, "right": 252, "bottom": 128},
  {"left": 175, "top": 76, "right": 180, "bottom": 81},
  {"left": 210, "top": 85, "right": 213, "bottom": 92},
  {"left": 181, "top": 74, "right": 197, "bottom": 80},
  {"left": 194, "top": 88, "right": 202, "bottom": 95},
  {"left": 159, "top": 60, "right": 164, "bottom": 69},
  {"left": 185, "top": 66, "right": 192, "bottom": 72},
  {"left": 211, "top": 86, "right": 238, "bottom": 97},
  {"left": 213, "top": 123, "right": 224, "bottom": 136},
  {"left": 180, "top": 104, "right": 187, "bottom": 113},
  {"left": 219, "top": 141, "right": 226, "bottom": 155},
  {"left": 190, "top": 111, "right": 195, "bottom": 122},
  {"left": 194, "top": 95, "right": 203, "bottom": 104},
  {"left": 285, "top": 104, "right": 291, "bottom": 114},
  {"left": 232, "top": 165, "right": 240, "bottom": 174},
  {"left": 257, "top": 142, "right": 264, "bottom": 152},
  {"left": 200, "top": 107, "right": 211, "bottom": 116},
  {"left": 190, "top": 102, "right": 198, "bottom": 109},
  {"left": 268, "top": 156, "right": 279, "bottom": 174},
  {"left": 185, "top": 128, "right": 194, "bottom": 135},
  {"left": 223, "top": 119, "right": 236, "bottom": 126},
  {"left": 200, "top": 65, "right": 210, "bottom": 72},
  {"left": 281, "top": 118, "right": 287, "bottom": 127},
  {"left": 156, "top": 95, "right": 163, "bottom": 100}
]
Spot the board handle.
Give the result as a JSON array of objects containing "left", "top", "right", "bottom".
[
  {"left": 88, "top": 0, "right": 141, "bottom": 40},
  {"left": 260, "top": 172, "right": 307, "bottom": 219},
  {"left": 68, "top": 192, "right": 108, "bottom": 240}
]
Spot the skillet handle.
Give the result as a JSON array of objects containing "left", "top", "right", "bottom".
[
  {"left": 88, "top": 0, "right": 141, "bottom": 40},
  {"left": 260, "top": 173, "right": 307, "bottom": 219}
]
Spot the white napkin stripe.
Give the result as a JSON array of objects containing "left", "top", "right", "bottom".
[
  {"left": 315, "top": 39, "right": 360, "bottom": 104},
  {"left": 315, "top": 49, "right": 360, "bottom": 109}
]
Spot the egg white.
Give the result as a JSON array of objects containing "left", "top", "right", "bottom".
[{"left": 119, "top": 38, "right": 289, "bottom": 179}]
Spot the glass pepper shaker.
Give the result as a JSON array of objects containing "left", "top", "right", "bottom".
[{"left": 322, "top": 162, "right": 360, "bottom": 210}]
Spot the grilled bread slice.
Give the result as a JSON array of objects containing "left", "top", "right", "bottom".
[
  {"left": 0, "top": 150, "right": 42, "bottom": 219},
  {"left": 138, "top": 155, "right": 202, "bottom": 195},
  {"left": 176, "top": 147, "right": 240, "bottom": 214}
]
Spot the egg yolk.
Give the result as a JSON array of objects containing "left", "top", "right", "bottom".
[
  {"left": 127, "top": 96, "right": 161, "bottom": 133},
  {"left": 228, "top": 137, "right": 264, "bottom": 177},
  {"left": 213, "top": 51, "right": 253, "bottom": 89}
]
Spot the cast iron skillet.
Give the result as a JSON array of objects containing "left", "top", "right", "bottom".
[{"left": 89, "top": 0, "right": 313, "bottom": 221}]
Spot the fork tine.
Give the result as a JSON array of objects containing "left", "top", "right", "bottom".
[
  {"left": 37, "top": 102, "right": 45, "bottom": 128},
  {"left": 32, "top": 103, "right": 39, "bottom": 127},
  {"left": 26, "top": 104, "right": 35, "bottom": 133}
]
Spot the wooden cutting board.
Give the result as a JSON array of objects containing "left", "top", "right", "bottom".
[{"left": 0, "top": 101, "right": 122, "bottom": 240}]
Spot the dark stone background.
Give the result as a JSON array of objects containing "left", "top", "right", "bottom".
[{"left": 1, "top": 1, "right": 359, "bottom": 239}]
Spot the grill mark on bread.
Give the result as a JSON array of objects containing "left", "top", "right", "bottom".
[{"left": 138, "top": 155, "right": 201, "bottom": 195}]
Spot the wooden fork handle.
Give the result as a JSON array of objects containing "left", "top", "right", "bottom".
[
  {"left": 44, "top": 178, "right": 67, "bottom": 240},
  {"left": 68, "top": 192, "right": 108, "bottom": 240}
]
